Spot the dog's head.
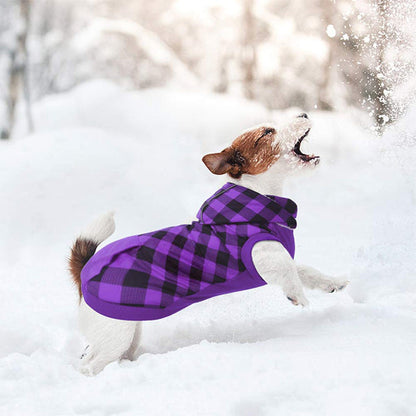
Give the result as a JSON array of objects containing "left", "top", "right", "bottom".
[{"left": 203, "top": 113, "right": 319, "bottom": 179}]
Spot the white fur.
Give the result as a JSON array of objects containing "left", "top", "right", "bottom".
[
  {"left": 79, "top": 211, "right": 116, "bottom": 244},
  {"left": 296, "top": 264, "right": 349, "bottom": 293},
  {"left": 78, "top": 298, "right": 141, "bottom": 376},
  {"left": 251, "top": 240, "right": 309, "bottom": 306},
  {"left": 76, "top": 117, "right": 348, "bottom": 375}
]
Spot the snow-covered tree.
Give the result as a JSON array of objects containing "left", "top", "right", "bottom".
[
  {"left": 1, "top": 0, "right": 415, "bottom": 137},
  {"left": 0, "top": 0, "right": 33, "bottom": 139},
  {"left": 337, "top": 0, "right": 416, "bottom": 132}
]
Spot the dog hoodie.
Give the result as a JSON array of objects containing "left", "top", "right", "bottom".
[{"left": 81, "top": 183, "right": 297, "bottom": 320}]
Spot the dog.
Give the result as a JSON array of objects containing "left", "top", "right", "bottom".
[{"left": 69, "top": 113, "right": 348, "bottom": 376}]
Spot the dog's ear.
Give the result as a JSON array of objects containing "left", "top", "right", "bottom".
[{"left": 202, "top": 150, "right": 233, "bottom": 175}]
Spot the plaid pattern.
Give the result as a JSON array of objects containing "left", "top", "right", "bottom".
[{"left": 81, "top": 182, "right": 298, "bottom": 320}]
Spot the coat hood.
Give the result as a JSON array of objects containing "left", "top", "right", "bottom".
[{"left": 197, "top": 183, "right": 297, "bottom": 229}]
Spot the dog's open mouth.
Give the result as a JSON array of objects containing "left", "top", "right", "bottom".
[{"left": 292, "top": 129, "right": 320, "bottom": 163}]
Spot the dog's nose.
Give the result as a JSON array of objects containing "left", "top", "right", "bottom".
[{"left": 297, "top": 113, "right": 309, "bottom": 119}]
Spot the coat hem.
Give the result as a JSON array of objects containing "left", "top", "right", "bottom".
[
  {"left": 241, "top": 232, "right": 292, "bottom": 283},
  {"left": 82, "top": 267, "right": 267, "bottom": 321}
]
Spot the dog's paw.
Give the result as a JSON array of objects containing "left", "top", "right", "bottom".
[
  {"left": 80, "top": 344, "right": 91, "bottom": 360},
  {"left": 79, "top": 364, "right": 95, "bottom": 377},
  {"left": 78, "top": 346, "right": 97, "bottom": 376},
  {"left": 325, "top": 279, "right": 350, "bottom": 293},
  {"left": 286, "top": 293, "right": 309, "bottom": 307},
  {"left": 78, "top": 356, "right": 104, "bottom": 377}
]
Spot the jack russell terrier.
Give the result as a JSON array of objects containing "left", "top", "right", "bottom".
[{"left": 69, "top": 113, "right": 348, "bottom": 376}]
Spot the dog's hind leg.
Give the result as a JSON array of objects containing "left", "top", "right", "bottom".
[
  {"left": 297, "top": 265, "right": 349, "bottom": 293},
  {"left": 123, "top": 322, "right": 142, "bottom": 361},
  {"left": 78, "top": 298, "right": 137, "bottom": 376}
]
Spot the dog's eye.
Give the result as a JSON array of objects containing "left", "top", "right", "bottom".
[{"left": 254, "top": 128, "right": 274, "bottom": 147}]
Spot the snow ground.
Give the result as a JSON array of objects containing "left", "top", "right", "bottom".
[{"left": 0, "top": 80, "right": 415, "bottom": 416}]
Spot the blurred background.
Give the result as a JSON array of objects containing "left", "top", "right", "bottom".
[
  {"left": 1, "top": 0, "right": 416, "bottom": 139},
  {"left": 1, "top": 2, "right": 416, "bottom": 415}
]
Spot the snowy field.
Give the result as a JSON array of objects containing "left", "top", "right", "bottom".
[{"left": 1, "top": 80, "right": 415, "bottom": 415}]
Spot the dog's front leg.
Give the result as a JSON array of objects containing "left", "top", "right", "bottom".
[
  {"left": 296, "top": 264, "right": 349, "bottom": 293},
  {"left": 252, "top": 240, "right": 309, "bottom": 307}
]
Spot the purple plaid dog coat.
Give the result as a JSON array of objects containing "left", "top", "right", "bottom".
[{"left": 81, "top": 183, "right": 297, "bottom": 321}]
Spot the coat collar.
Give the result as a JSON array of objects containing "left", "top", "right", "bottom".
[{"left": 197, "top": 182, "right": 297, "bottom": 229}]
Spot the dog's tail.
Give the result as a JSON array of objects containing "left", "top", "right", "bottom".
[{"left": 68, "top": 211, "right": 115, "bottom": 300}]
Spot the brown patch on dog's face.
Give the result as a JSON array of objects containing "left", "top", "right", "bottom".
[{"left": 202, "top": 126, "right": 280, "bottom": 178}]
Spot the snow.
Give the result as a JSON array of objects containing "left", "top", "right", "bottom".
[
  {"left": 74, "top": 19, "right": 200, "bottom": 88},
  {"left": 326, "top": 24, "right": 336, "bottom": 38},
  {"left": 1, "top": 80, "right": 415, "bottom": 415}
]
